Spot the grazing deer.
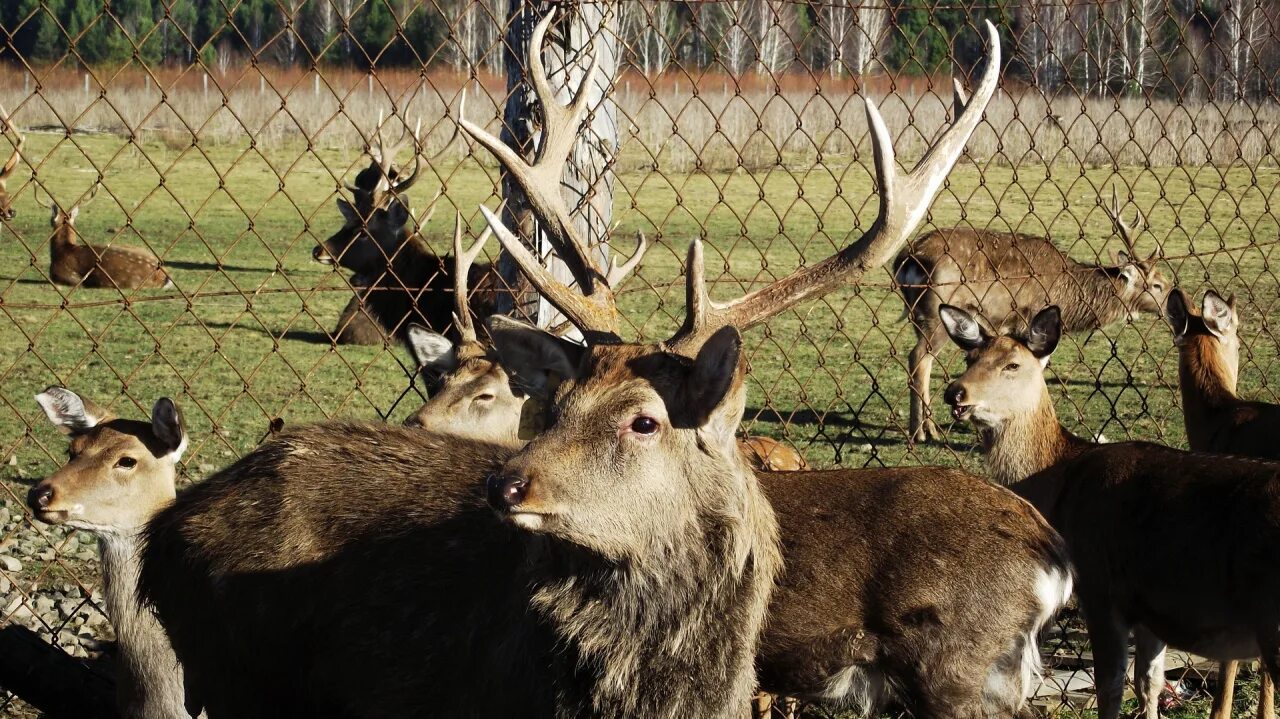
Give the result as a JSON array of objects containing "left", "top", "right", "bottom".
[
  {"left": 27, "top": 387, "right": 194, "bottom": 719},
  {"left": 894, "top": 187, "right": 1170, "bottom": 444},
  {"left": 1168, "top": 287, "right": 1280, "bottom": 719},
  {"left": 941, "top": 303, "right": 1280, "bottom": 719},
  {"left": 41, "top": 186, "right": 171, "bottom": 290},
  {"left": 0, "top": 102, "right": 24, "bottom": 221}
]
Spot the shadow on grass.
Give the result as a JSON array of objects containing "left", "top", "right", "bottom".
[
  {"left": 196, "top": 320, "right": 342, "bottom": 347},
  {"left": 164, "top": 260, "right": 267, "bottom": 273},
  {"left": 744, "top": 405, "right": 979, "bottom": 453}
]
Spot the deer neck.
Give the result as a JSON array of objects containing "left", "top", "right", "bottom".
[
  {"left": 979, "top": 388, "right": 1086, "bottom": 486},
  {"left": 97, "top": 531, "right": 188, "bottom": 716},
  {"left": 528, "top": 460, "right": 780, "bottom": 718},
  {"left": 1055, "top": 268, "right": 1131, "bottom": 332},
  {"left": 1179, "top": 334, "right": 1240, "bottom": 449},
  {"left": 50, "top": 224, "right": 77, "bottom": 252}
]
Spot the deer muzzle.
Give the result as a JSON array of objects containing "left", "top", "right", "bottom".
[{"left": 944, "top": 382, "right": 973, "bottom": 420}]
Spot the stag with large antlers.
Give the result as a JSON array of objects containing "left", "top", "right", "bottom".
[
  {"left": 42, "top": 185, "right": 171, "bottom": 290},
  {"left": 140, "top": 17, "right": 1056, "bottom": 719},
  {"left": 894, "top": 186, "right": 1171, "bottom": 443},
  {"left": 0, "top": 102, "right": 24, "bottom": 221}
]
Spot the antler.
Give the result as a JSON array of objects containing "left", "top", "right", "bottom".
[
  {"left": 1106, "top": 185, "right": 1147, "bottom": 257},
  {"left": 0, "top": 102, "right": 23, "bottom": 179},
  {"left": 605, "top": 231, "right": 647, "bottom": 287},
  {"left": 666, "top": 21, "right": 1002, "bottom": 353},
  {"left": 459, "top": 10, "right": 604, "bottom": 297},
  {"left": 452, "top": 213, "right": 493, "bottom": 344}
]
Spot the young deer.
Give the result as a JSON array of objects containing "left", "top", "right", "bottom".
[
  {"left": 1168, "top": 287, "right": 1280, "bottom": 719},
  {"left": 402, "top": 217, "right": 808, "bottom": 470},
  {"left": 895, "top": 187, "right": 1170, "bottom": 444},
  {"left": 27, "top": 388, "right": 192, "bottom": 719},
  {"left": 42, "top": 186, "right": 171, "bottom": 290},
  {"left": 0, "top": 102, "right": 24, "bottom": 221},
  {"left": 941, "top": 303, "right": 1280, "bottom": 719}
]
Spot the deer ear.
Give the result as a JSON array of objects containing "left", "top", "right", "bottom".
[
  {"left": 337, "top": 198, "right": 359, "bottom": 225},
  {"left": 487, "top": 315, "right": 583, "bottom": 401},
  {"left": 683, "top": 326, "right": 745, "bottom": 437},
  {"left": 1202, "top": 290, "right": 1237, "bottom": 339},
  {"left": 406, "top": 324, "right": 457, "bottom": 380},
  {"left": 385, "top": 198, "right": 411, "bottom": 231},
  {"left": 1115, "top": 250, "right": 1132, "bottom": 265},
  {"left": 1025, "top": 306, "right": 1062, "bottom": 360},
  {"left": 939, "top": 305, "right": 987, "bottom": 352},
  {"left": 68, "top": 206, "right": 79, "bottom": 222},
  {"left": 1165, "top": 288, "right": 1192, "bottom": 340},
  {"left": 35, "top": 387, "right": 106, "bottom": 435},
  {"left": 151, "top": 398, "right": 187, "bottom": 461}
]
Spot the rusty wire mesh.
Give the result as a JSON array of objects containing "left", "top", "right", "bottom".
[{"left": 1, "top": 0, "right": 1278, "bottom": 716}]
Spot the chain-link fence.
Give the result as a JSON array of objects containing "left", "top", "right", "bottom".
[{"left": 1, "top": 0, "right": 1278, "bottom": 716}]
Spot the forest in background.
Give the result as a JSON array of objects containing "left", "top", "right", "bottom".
[{"left": 0, "top": 0, "right": 1277, "bottom": 101}]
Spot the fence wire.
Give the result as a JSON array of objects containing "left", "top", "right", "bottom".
[{"left": 1, "top": 0, "right": 1278, "bottom": 716}]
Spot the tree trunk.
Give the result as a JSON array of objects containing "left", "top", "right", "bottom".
[{"left": 498, "top": 1, "right": 618, "bottom": 333}]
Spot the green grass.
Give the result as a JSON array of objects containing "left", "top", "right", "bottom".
[{"left": 0, "top": 130, "right": 1277, "bottom": 498}]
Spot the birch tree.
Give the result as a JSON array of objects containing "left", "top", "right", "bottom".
[{"left": 754, "top": 0, "right": 793, "bottom": 75}]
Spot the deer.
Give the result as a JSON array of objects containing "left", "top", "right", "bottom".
[
  {"left": 0, "top": 101, "right": 24, "bottom": 221},
  {"left": 41, "top": 185, "right": 172, "bottom": 290},
  {"left": 27, "top": 387, "right": 195, "bottom": 719},
  {"left": 402, "top": 217, "right": 809, "bottom": 471},
  {"left": 894, "top": 186, "right": 1171, "bottom": 444},
  {"left": 1166, "top": 287, "right": 1280, "bottom": 719},
  {"left": 139, "top": 16, "right": 1063, "bottom": 719},
  {"left": 940, "top": 302, "right": 1280, "bottom": 719}
]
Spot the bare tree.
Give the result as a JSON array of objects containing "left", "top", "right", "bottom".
[
  {"left": 818, "top": 0, "right": 852, "bottom": 77},
  {"left": 754, "top": 0, "right": 793, "bottom": 75},
  {"left": 703, "top": 0, "right": 752, "bottom": 75},
  {"left": 1018, "top": 0, "right": 1071, "bottom": 91},
  {"left": 621, "top": 0, "right": 673, "bottom": 76},
  {"left": 850, "top": 1, "right": 886, "bottom": 76}
]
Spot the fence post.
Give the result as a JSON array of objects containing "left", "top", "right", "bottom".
[{"left": 497, "top": 1, "right": 619, "bottom": 331}]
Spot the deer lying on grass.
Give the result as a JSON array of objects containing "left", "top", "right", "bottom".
[
  {"left": 402, "top": 217, "right": 806, "bottom": 470},
  {"left": 1167, "top": 287, "right": 1280, "bottom": 719},
  {"left": 894, "top": 187, "right": 1170, "bottom": 444},
  {"left": 27, "top": 388, "right": 193, "bottom": 719},
  {"left": 41, "top": 185, "right": 171, "bottom": 290},
  {"left": 941, "top": 303, "right": 1280, "bottom": 719},
  {"left": 0, "top": 102, "right": 24, "bottom": 221}
]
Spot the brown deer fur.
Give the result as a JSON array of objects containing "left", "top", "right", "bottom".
[
  {"left": 46, "top": 196, "right": 171, "bottom": 290},
  {"left": 895, "top": 226, "right": 1169, "bottom": 444},
  {"left": 28, "top": 388, "right": 194, "bottom": 719},
  {"left": 942, "top": 304, "right": 1280, "bottom": 719},
  {"left": 0, "top": 104, "right": 21, "bottom": 221},
  {"left": 1167, "top": 287, "right": 1280, "bottom": 719}
]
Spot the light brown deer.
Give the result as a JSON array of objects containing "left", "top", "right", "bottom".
[
  {"left": 894, "top": 187, "right": 1170, "bottom": 444},
  {"left": 941, "top": 303, "right": 1280, "bottom": 719},
  {"left": 1167, "top": 287, "right": 1280, "bottom": 719},
  {"left": 27, "top": 387, "right": 194, "bottom": 719},
  {"left": 0, "top": 102, "right": 24, "bottom": 221},
  {"left": 41, "top": 186, "right": 171, "bottom": 290}
]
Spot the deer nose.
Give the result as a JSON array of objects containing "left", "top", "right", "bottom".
[
  {"left": 28, "top": 484, "right": 54, "bottom": 511},
  {"left": 944, "top": 383, "right": 966, "bottom": 407},
  {"left": 312, "top": 245, "right": 331, "bottom": 263},
  {"left": 487, "top": 473, "right": 529, "bottom": 510},
  {"left": 402, "top": 415, "right": 422, "bottom": 429}
]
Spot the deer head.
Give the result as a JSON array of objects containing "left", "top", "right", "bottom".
[
  {"left": 1166, "top": 287, "right": 1239, "bottom": 391},
  {"left": 28, "top": 387, "right": 186, "bottom": 534},
  {"left": 40, "top": 184, "right": 99, "bottom": 240},
  {"left": 1105, "top": 187, "right": 1170, "bottom": 318},
  {"left": 941, "top": 304, "right": 1062, "bottom": 429},
  {"left": 0, "top": 102, "right": 23, "bottom": 221}
]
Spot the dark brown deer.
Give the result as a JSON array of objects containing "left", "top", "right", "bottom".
[
  {"left": 479, "top": 21, "right": 1067, "bottom": 716},
  {"left": 1167, "top": 287, "right": 1280, "bottom": 719},
  {"left": 28, "top": 387, "right": 194, "bottom": 719},
  {"left": 0, "top": 102, "right": 24, "bottom": 221},
  {"left": 894, "top": 187, "right": 1170, "bottom": 444},
  {"left": 941, "top": 303, "right": 1280, "bottom": 719},
  {"left": 42, "top": 185, "right": 171, "bottom": 289}
]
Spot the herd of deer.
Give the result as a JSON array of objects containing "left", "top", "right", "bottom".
[{"left": 15, "top": 16, "right": 1280, "bottom": 719}]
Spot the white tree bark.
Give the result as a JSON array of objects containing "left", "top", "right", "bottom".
[
  {"left": 754, "top": 0, "right": 792, "bottom": 75},
  {"left": 820, "top": 0, "right": 851, "bottom": 77},
  {"left": 498, "top": 2, "right": 618, "bottom": 331},
  {"left": 849, "top": 2, "right": 885, "bottom": 76}
]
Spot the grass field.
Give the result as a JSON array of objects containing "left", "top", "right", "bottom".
[{"left": 0, "top": 124, "right": 1278, "bottom": 716}]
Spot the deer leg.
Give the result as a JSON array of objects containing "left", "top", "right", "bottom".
[
  {"left": 1256, "top": 627, "right": 1280, "bottom": 719},
  {"left": 1211, "top": 661, "right": 1239, "bottom": 719},
  {"left": 907, "top": 322, "right": 944, "bottom": 444},
  {"left": 1081, "top": 600, "right": 1129, "bottom": 719},
  {"left": 1133, "top": 625, "right": 1167, "bottom": 719},
  {"left": 1259, "top": 666, "right": 1274, "bottom": 719}
]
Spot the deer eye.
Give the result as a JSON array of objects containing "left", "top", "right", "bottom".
[
  {"left": 115, "top": 456, "right": 137, "bottom": 469},
  {"left": 1003, "top": 363, "right": 1020, "bottom": 372},
  {"left": 475, "top": 393, "right": 496, "bottom": 403},
  {"left": 630, "top": 416, "right": 660, "bottom": 435}
]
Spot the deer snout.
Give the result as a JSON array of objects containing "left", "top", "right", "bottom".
[
  {"left": 1, "top": 207, "right": 14, "bottom": 221},
  {"left": 28, "top": 483, "right": 54, "bottom": 511},
  {"left": 312, "top": 245, "right": 334, "bottom": 265},
  {"left": 944, "top": 382, "right": 974, "bottom": 421},
  {"left": 486, "top": 473, "right": 530, "bottom": 511}
]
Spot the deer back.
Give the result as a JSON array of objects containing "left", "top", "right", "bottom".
[{"left": 48, "top": 202, "right": 170, "bottom": 289}]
